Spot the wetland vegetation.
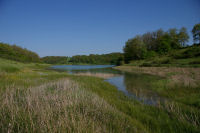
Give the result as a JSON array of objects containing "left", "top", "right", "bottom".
[{"left": 0, "top": 23, "right": 200, "bottom": 133}]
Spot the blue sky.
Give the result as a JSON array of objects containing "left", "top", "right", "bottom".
[{"left": 0, "top": 0, "right": 199, "bottom": 57}]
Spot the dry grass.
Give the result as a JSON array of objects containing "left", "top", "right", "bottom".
[
  {"left": 115, "top": 66, "right": 200, "bottom": 87},
  {"left": 0, "top": 79, "right": 138, "bottom": 133},
  {"left": 74, "top": 72, "right": 119, "bottom": 79}
]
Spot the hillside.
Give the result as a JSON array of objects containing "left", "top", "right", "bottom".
[
  {"left": 0, "top": 42, "right": 40, "bottom": 63},
  {"left": 125, "top": 45, "right": 200, "bottom": 67}
]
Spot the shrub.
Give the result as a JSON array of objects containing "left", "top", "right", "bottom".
[{"left": 140, "top": 62, "right": 152, "bottom": 67}]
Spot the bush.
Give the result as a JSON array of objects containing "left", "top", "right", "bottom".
[
  {"left": 140, "top": 62, "right": 152, "bottom": 67},
  {"left": 172, "top": 46, "right": 200, "bottom": 59},
  {"left": 160, "top": 58, "right": 172, "bottom": 64},
  {"left": 146, "top": 51, "right": 157, "bottom": 59},
  {"left": 189, "top": 60, "right": 200, "bottom": 64}
]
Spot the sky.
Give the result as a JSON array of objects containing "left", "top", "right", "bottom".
[{"left": 0, "top": 0, "right": 200, "bottom": 57}]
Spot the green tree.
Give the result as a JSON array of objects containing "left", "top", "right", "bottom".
[
  {"left": 156, "top": 35, "right": 172, "bottom": 54},
  {"left": 178, "top": 27, "right": 189, "bottom": 47},
  {"left": 123, "top": 36, "right": 147, "bottom": 63},
  {"left": 142, "top": 32, "right": 155, "bottom": 51},
  {"left": 168, "top": 28, "right": 180, "bottom": 48},
  {"left": 192, "top": 23, "right": 200, "bottom": 44}
]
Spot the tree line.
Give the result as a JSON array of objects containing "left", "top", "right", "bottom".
[
  {"left": 0, "top": 42, "right": 123, "bottom": 65},
  {"left": 123, "top": 23, "right": 200, "bottom": 63},
  {"left": 41, "top": 56, "right": 69, "bottom": 64},
  {"left": 69, "top": 53, "right": 123, "bottom": 65},
  {"left": 0, "top": 42, "right": 40, "bottom": 63},
  {"left": 41, "top": 53, "right": 123, "bottom": 65},
  {"left": 1, "top": 23, "right": 199, "bottom": 65}
]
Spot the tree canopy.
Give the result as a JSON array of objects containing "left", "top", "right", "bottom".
[
  {"left": 192, "top": 23, "right": 200, "bottom": 44},
  {"left": 41, "top": 56, "right": 69, "bottom": 64},
  {"left": 123, "top": 27, "right": 189, "bottom": 63},
  {"left": 69, "top": 53, "right": 123, "bottom": 65},
  {"left": 0, "top": 42, "right": 40, "bottom": 63}
]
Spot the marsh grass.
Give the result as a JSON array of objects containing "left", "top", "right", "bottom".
[
  {"left": 1, "top": 58, "right": 200, "bottom": 133},
  {"left": 71, "top": 76, "right": 200, "bottom": 133},
  {"left": 0, "top": 79, "right": 141, "bottom": 133},
  {"left": 115, "top": 66, "right": 200, "bottom": 88}
]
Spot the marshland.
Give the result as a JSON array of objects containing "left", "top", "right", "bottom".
[{"left": 1, "top": 0, "right": 200, "bottom": 133}]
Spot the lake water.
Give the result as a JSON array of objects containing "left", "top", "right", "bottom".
[
  {"left": 51, "top": 65, "right": 164, "bottom": 106},
  {"left": 51, "top": 65, "right": 114, "bottom": 70}
]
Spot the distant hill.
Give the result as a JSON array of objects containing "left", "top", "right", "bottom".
[{"left": 0, "top": 42, "right": 40, "bottom": 63}]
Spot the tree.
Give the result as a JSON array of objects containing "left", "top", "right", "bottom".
[
  {"left": 192, "top": 23, "right": 200, "bottom": 44},
  {"left": 123, "top": 36, "right": 147, "bottom": 63},
  {"left": 178, "top": 27, "right": 189, "bottom": 47},
  {"left": 152, "top": 28, "right": 165, "bottom": 39},
  {"left": 156, "top": 34, "right": 172, "bottom": 54},
  {"left": 142, "top": 32, "right": 155, "bottom": 51},
  {"left": 168, "top": 28, "right": 180, "bottom": 48},
  {"left": 168, "top": 28, "right": 178, "bottom": 40}
]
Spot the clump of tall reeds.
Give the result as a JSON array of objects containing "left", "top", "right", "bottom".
[{"left": 0, "top": 79, "right": 137, "bottom": 133}]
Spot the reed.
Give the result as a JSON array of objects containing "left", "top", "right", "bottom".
[{"left": 0, "top": 79, "right": 140, "bottom": 133}]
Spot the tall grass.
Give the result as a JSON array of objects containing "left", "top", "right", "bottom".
[
  {"left": 1, "top": 57, "right": 200, "bottom": 133},
  {"left": 72, "top": 75, "right": 200, "bottom": 133},
  {"left": 0, "top": 79, "right": 142, "bottom": 133}
]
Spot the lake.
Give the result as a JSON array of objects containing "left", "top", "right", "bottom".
[{"left": 51, "top": 65, "right": 164, "bottom": 106}]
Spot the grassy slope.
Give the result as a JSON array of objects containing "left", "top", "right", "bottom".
[
  {"left": 126, "top": 45, "right": 200, "bottom": 67},
  {"left": 0, "top": 58, "right": 200, "bottom": 132}
]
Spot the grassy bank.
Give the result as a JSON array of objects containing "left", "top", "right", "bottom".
[
  {"left": 0, "top": 58, "right": 142, "bottom": 132},
  {"left": 115, "top": 65, "right": 200, "bottom": 131},
  {"left": 0, "top": 58, "right": 200, "bottom": 132},
  {"left": 124, "top": 45, "right": 200, "bottom": 67},
  {"left": 115, "top": 66, "right": 200, "bottom": 106}
]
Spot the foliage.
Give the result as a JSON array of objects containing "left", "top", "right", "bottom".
[
  {"left": 41, "top": 56, "right": 69, "bottom": 64},
  {"left": 123, "top": 27, "right": 189, "bottom": 63},
  {"left": 1, "top": 56, "right": 200, "bottom": 133},
  {"left": 156, "top": 34, "right": 172, "bottom": 54},
  {"left": 123, "top": 36, "right": 147, "bottom": 63},
  {"left": 122, "top": 45, "right": 200, "bottom": 67},
  {"left": 192, "top": 23, "right": 200, "bottom": 44},
  {"left": 69, "top": 52, "right": 123, "bottom": 65},
  {"left": 0, "top": 42, "right": 40, "bottom": 63},
  {"left": 171, "top": 45, "right": 200, "bottom": 59}
]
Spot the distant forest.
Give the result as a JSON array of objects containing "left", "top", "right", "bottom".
[
  {"left": 0, "top": 23, "right": 199, "bottom": 65},
  {"left": 0, "top": 42, "right": 123, "bottom": 65},
  {"left": 41, "top": 53, "right": 123, "bottom": 65}
]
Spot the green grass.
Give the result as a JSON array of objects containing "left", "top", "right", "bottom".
[
  {"left": 126, "top": 46, "right": 200, "bottom": 67},
  {"left": 71, "top": 75, "right": 200, "bottom": 133},
  {"left": 0, "top": 58, "right": 142, "bottom": 132},
  {"left": 0, "top": 57, "right": 200, "bottom": 132},
  {"left": 126, "top": 57, "right": 200, "bottom": 67}
]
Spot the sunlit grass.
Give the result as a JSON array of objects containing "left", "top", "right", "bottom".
[
  {"left": 0, "top": 79, "right": 141, "bottom": 132},
  {"left": 0, "top": 58, "right": 200, "bottom": 132}
]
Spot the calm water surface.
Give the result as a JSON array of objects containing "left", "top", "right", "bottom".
[{"left": 51, "top": 65, "right": 164, "bottom": 106}]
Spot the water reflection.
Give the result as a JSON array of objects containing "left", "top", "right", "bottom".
[{"left": 51, "top": 65, "right": 164, "bottom": 106}]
